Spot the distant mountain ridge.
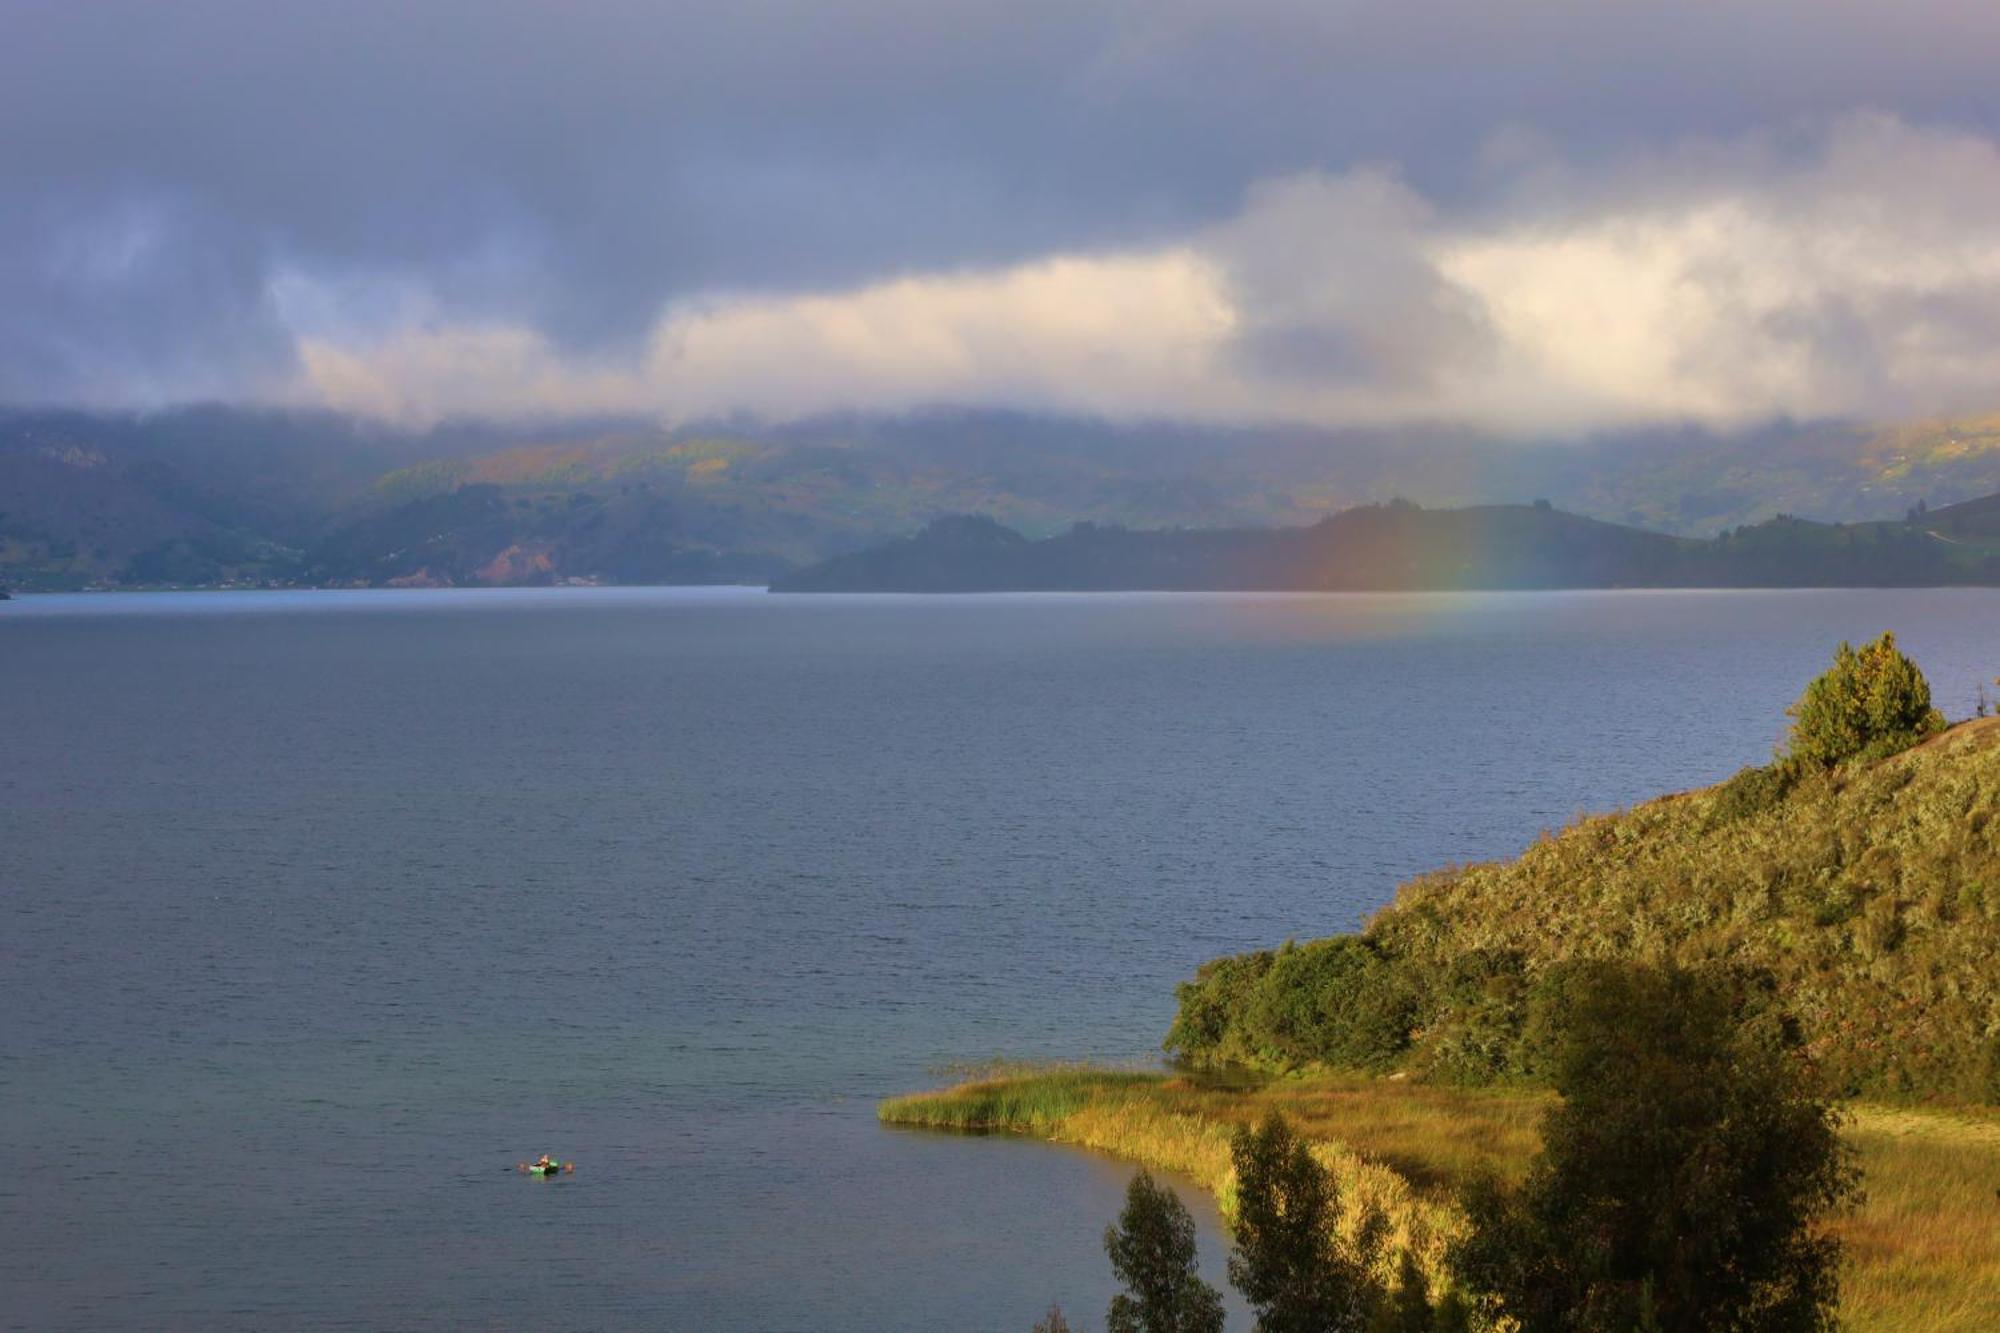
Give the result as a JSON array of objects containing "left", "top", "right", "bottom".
[
  {"left": 774, "top": 498, "right": 2000, "bottom": 592},
  {"left": 6, "top": 404, "right": 2000, "bottom": 589}
]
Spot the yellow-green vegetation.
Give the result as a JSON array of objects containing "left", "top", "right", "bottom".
[
  {"left": 880, "top": 1069, "right": 2000, "bottom": 1332},
  {"left": 1168, "top": 713, "right": 2000, "bottom": 1101},
  {"left": 1842, "top": 1107, "right": 2000, "bottom": 1330},
  {"left": 882, "top": 1067, "right": 1541, "bottom": 1293},
  {"left": 1866, "top": 414, "right": 2000, "bottom": 484},
  {"left": 900, "top": 646, "right": 1999, "bottom": 1328}
]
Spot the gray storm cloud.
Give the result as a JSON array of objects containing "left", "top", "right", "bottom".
[{"left": 7, "top": 0, "right": 2000, "bottom": 429}]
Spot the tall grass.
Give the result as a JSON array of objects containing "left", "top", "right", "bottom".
[
  {"left": 877, "top": 1066, "right": 1158, "bottom": 1133},
  {"left": 1841, "top": 1106, "right": 2000, "bottom": 1332},
  {"left": 883, "top": 1069, "right": 2000, "bottom": 1331}
]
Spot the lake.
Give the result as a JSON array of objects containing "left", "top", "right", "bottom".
[{"left": 3, "top": 587, "right": 1995, "bottom": 1330}]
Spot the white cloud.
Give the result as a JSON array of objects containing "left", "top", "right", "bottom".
[
  {"left": 1437, "top": 115, "right": 2000, "bottom": 429},
  {"left": 292, "top": 251, "right": 1239, "bottom": 423},
  {"left": 644, "top": 251, "right": 1235, "bottom": 419},
  {"left": 288, "top": 114, "right": 2000, "bottom": 433}
]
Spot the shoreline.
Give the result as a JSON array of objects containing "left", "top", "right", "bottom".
[
  {"left": 880, "top": 1066, "right": 2000, "bottom": 1332},
  {"left": 884, "top": 1064, "right": 2000, "bottom": 1328}
]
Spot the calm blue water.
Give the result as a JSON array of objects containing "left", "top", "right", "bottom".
[{"left": 3, "top": 587, "right": 1996, "bottom": 1331}]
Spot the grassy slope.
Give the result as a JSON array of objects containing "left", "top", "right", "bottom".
[
  {"left": 1381, "top": 715, "right": 2000, "bottom": 1095},
  {"left": 881, "top": 1069, "right": 2000, "bottom": 1333},
  {"left": 1170, "top": 716, "right": 2000, "bottom": 1100}
]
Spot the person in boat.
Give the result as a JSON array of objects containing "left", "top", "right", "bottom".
[{"left": 534, "top": 1154, "right": 555, "bottom": 1170}]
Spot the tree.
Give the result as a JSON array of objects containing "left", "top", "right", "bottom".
[
  {"left": 1368, "top": 1250, "right": 1433, "bottom": 1332},
  {"left": 1449, "top": 963, "right": 1859, "bottom": 1332},
  {"left": 1031, "top": 1304, "right": 1073, "bottom": 1333},
  {"left": 1104, "top": 1170, "right": 1226, "bottom": 1333},
  {"left": 1785, "top": 631, "right": 1944, "bottom": 766},
  {"left": 1228, "top": 1113, "right": 1383, "bottom": 1333}
]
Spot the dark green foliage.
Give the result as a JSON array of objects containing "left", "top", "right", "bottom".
[
  {"left": 1249, "top": 939, "right": 1419, "bottom": 1071},
  {"left": 1169, "top": 943, "right": 1540, "bottom": 1084},
  {"left": 1167, "top": 939, "right": 1415, "bottom": 1072},
  {"left": 1403, "top": 949, "right": 1534, "bottom": 1084},
  {"left": 1974, "top": 1034, "right": 2000, "bottom": 1106},
  {"left": 1228, "top": 1113, "right": 1385, "bottom": 1333},
  {"left": 1448, "top": 963, "right": 1859, "bottom": 1332},
  {"left": 1103, "top": 1171, "right": 1226, "bottom": 1333},
  {"left": 1707, "top": 759, "right": 1803, "bottom": 826},
  {"left": 1165, "top": 951, "right": 1275, "bottom": 1065},
  {"left": 1785, "top": 632, "right": 1944, "bottom": 767}
]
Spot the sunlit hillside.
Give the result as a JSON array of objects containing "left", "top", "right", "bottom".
[{"left": 1169, "top": 717, "right": 2000, "bottom": 1102}]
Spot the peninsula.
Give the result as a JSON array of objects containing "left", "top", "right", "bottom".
[{"left": 882, "top": 644, "right": 2000, "bottom": 1331}]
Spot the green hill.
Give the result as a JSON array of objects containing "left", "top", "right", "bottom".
[
  {"left": 775, "top": 501, "right": 2000, "bottom": 591},
  {"left": 9, "top": 404, "right": 2000, "bottom": 590},
  {"left": 1167, "top": 716, "right": 2000, "bottom": 1102}
]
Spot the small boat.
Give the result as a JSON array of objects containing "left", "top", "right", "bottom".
[{"left": 518, "top": 1158, "right": 574, "bottom": 1176}]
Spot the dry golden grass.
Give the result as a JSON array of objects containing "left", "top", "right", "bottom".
[
  {"left": 882, "top": 1069, "right": 2000, "bottom": 1332},
  {"left": 882, "top": 1068, "right": 1540, "bottom": 1293},
  {"left": 1840, "top": 1106, "right": 2000, "bottom": 1331}
]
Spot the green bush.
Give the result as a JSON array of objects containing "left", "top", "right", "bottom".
[
  {"left": 1707, "top": 759, "right": 1803, "bottom": 826},
  {"left": 1166, "top": 939, "right": 1416, "bottom": 1072},
  {"left": 1166, "top": 952, "right": 1277, "bottom": 1066},
  {"left": 1785, "top": 631, "right": 1944, "bottom": 767},
  {"left": 1250, "top": 939, "right": 1417, "bottom": 1072},
  {"left": 1405, "top": 949, "right": 1533, "bottom": 1085}
]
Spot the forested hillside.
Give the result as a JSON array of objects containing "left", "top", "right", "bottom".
[{"left": 7, "top": 404, "right": 2000, "bottom": 589}]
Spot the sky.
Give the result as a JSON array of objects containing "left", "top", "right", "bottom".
[{"left": 7, "top": 0, "right": 2000, "bottom": 434}]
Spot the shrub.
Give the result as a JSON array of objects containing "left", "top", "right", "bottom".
[
  {"left": 1785, "top": 631, "right": 1944, "bottom": 767},
  {"left": 1167, "top": 940, "right": 1417, "bottom": 1072},
  {"left": 1249, "top": 939, "right": 1418, "bottom": 1071},
  {"left": 1406, "top": 949, "right": 1533, "bottom": 1085},
  {"left": 1707, "top": 760, "right": 1803, "bottom": 826},
  {"left": 1166, "top": 952, "right": 1275, "bottom": 1065},
  {"left": 1973, "top": 1034, "right": 2000, "bottom": 1107},
  {"left": 1371, "top": 1251, "right": 1434, "bottom": 1332}
]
